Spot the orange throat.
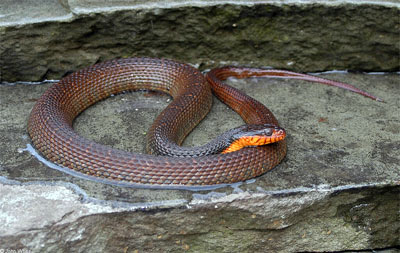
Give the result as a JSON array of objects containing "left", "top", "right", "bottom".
[{"left": 222, "top": 135, "right": 285, "bottom": 154}]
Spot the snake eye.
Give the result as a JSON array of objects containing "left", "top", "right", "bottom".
[{"left": 264, "top": 129, "right": 273, "bottom": 136}]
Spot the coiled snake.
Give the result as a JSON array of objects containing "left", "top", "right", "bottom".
[{"left": 28, "top": 57, "right": 380, "bottom": 186}]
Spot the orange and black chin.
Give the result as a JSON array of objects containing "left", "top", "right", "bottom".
[{"left": 222, "top": 124, "right": 286, "bottom": 154}]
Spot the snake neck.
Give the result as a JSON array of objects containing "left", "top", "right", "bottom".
[{"left": 147, "top": 127, "right": 246, "bottom": 157}]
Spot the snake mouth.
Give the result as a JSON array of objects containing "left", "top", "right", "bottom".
[{"left": 222, "top": 127, "right": 286, "bottom": 154}]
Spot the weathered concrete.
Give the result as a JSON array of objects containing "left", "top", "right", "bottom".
[
  {"left": 1, "top": 1, "right": 399, "bottom": 82},
  {"left": 0, "top": 72, "right": 399, "bottom": 252}
]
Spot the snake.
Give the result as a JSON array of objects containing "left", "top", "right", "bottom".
[{"left": 28, "top": 57, "right": 381, "bottom": 186}]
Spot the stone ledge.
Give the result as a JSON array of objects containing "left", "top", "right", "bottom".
[
  {"left": 0, "top": 73, "right": 399, "bottom": 251},
  {"left": 0, "top": 179, "right": 398, "bottom": 252},
  {"left": 0, "top": 1, "right": 399, "bottom": 251},
  {"left": 1, "top": 1, "right": 399, "bottom": 82},
  {"left": 2, "top": 1, "right": 399, "bottom": 26}
]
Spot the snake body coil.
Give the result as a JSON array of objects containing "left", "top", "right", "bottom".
[{"left": 28, "top": 57, "right": 379, "bottom": 186}]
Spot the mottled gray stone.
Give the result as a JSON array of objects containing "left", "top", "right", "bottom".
[
  {"left": 0, "top": 0, "right": 399, "bottom": 252},
  {"left": 0, "top": 73, "right": 399, "bottom": 252},
  {"left": 0, "top": 1, "right": 399, "bottom": 82},
  {"left": 1, "top": 181, "right": 398, "bottom": 252}
]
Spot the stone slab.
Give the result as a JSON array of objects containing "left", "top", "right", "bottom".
[
  {"left": 0, "top": 0, "right": 72, "bottom": 26},
  {"left": 0, "top": 0, "right": 399, "bottom": 251},
  {"left": 1, "top": 1, "right": 399, "bottom": 82},
  {"left": 0, "top": 72, "right": 399, "bottom": 251}
]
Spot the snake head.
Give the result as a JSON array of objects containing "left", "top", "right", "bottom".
[{"left": 222, "top": 124, "right": 286, "bottom": 154}]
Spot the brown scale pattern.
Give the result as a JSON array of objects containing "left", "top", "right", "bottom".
[
  {"left": 28, "top": 58, "right": 287, "bottom": 185},
  {"left": 29, "top": 57, "right": 378, "bottom": 186}
]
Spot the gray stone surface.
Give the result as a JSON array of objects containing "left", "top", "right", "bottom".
[
  {"left": 0, "top": 72, "right": 399, "bottom": 252},
  {"left": 0, "top": 0, "right": 399, "bottom": 252},
  {"left": 1, "top": 1, "right": 399, "bottom": 82}
]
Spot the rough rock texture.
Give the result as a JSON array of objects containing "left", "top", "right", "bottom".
[
  {"left": 0, "top": 0, "right": 399, "bottom": 252},
  {"left": 1, "top": 1, "right": 399, "bottom": 82},
  {"left": 1, "top": 182, "right": 398, "bottom": 252},
  {"left": 0, "top": 73, "right": 399, "bottom": 252}
]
